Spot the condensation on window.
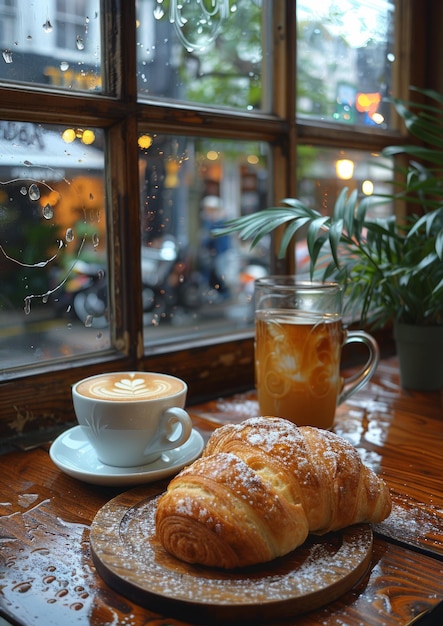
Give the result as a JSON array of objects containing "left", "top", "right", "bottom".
[
  {"left": 138, "top": 132, "right": 270, "bottom": 349},
  {"left": 136, "top": 0, "right": 266, "bottom": 112},
  {"left": 0, "top": 121, "right": 109, "bottom": 372},
  {"left": 0, "top": 0, "right": 101, "bottom": 91}
]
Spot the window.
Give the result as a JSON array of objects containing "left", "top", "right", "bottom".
[
  {"left": 136, "top": 0, "right": 268, "bottom": 110},
  {"left": 297, "top": 0, "right": 396, "bottom": 129},
  {"left": 0, "top": 0, "right": 101, "bottom": 90},
  {"left": 0, "top": 0, "right": 432, "bottom": 445},
  {"left": 0, "top": 122, "right": 108, "bottom": 368},
  {"left": 139, "top": 134, "right": 270, "bottom": 347}
]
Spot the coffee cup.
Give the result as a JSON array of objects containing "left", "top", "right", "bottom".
[
  {"left": 72, "top": 371, "right": 193, "bottom": 467},
  {"left": 254, "top": 278, "right": 379, "bottom": 429}
]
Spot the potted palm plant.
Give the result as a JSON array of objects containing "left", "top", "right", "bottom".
[{"left": 217, "top": 88, "right": 443, "bottom": 391}]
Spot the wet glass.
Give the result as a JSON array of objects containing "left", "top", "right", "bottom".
[
  {"left": 136, "top": 0, "right": 268, "bottom": 111},
  {"left": 297, "top": 0, "right": 396, "bottom": 129},
  {"left": 295, "top": 146, "right": 394, "bottom": 273},
  {"left": 138, "top": 133, "right": 270, "bottom": 349},
  {"left": 0, "top": 121, "right": 109, "bottom": 370},
  {"left": 0, "top": 0, "right": 101, "bottom": 92}
]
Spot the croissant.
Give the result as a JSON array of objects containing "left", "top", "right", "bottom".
[{"left": 155, "top": 416, "right": 391, "bottom": 569}]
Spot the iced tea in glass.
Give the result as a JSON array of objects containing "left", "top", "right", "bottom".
[{"left": 254, "top": 278, "right": 379, "bottom": 429}]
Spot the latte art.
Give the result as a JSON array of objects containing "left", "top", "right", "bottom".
[
  {"left": 90, "top": 377, "right": 169, "bottom": 399},
  {"left": 76, "top": 373, "right": 184, "bottom": 401}
]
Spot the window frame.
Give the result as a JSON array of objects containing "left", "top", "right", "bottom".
[{"left": 0, "top": 0, "right": 431, "bottom": 446}]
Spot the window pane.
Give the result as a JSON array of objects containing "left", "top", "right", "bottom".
[
  {"left": 295, "top": 145, "right": 394, "bottom": 273},
  {"left": 297, "top": 0, "right": 396, "bottom": 129},
  {"left": 0, "top": 0, "right": 101, "bottom": 92},
  {"left": 139, "top": 133, "right": 270, "bottom": 349},
  {"left": 136, "top": 0, "right": 268, "bottom": 111},
  {"left": 0, "top": 121, "right": 109, "bottom": 370}
]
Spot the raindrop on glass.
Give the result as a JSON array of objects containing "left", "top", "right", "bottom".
[
  {"left": 29, "top": 183, "right": 40, "bottom": 200},
  {"left": 2, "top": 49, "right": 13, "bottom": 64},
  {"left": 42, "top": 203, "right": 54, "bottom": 219},
  {"left": 92, "top": 233, "right": 99, "bottom": 247},
  {"left": 12, "top": 582, "right": 31, "bottom": 593},
  {"left": 20, "top": 186, "right": 27, "bottom": 195},
  {"left": 66, "top": 228, "right": 75, "bottom": 242},
  {"left": 43, "top": 19, "right": 53, "bottom": 33},
  {"left": 24, "top": 298, "right": 31, "bottom": 315},
  {"left": 76, "top": 36, "right": 85, "bottom": 51},
  {"left": 60, "top": 61, "right": 69, "bottom": 71},
  {"left": 154, "top": 5, "right": 165, "bottom": 20},
  {"left": 85, "top": 315, "right": 93, "bottom": 328}
]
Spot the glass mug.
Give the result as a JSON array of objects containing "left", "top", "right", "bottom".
[{"left": 254, "top": 277, "right": 379, "bottom": 429}]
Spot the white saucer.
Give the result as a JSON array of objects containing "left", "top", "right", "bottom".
[{"left": 49, "top": 426, "right": 204, "bottom": 486}]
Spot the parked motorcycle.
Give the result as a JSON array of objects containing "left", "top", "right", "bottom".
[
  {"left": 141, "top": 236, "right": 203, "bottom": 325},
  {"left": 52, "top": 259, "right": 108, "bottom": 329}
]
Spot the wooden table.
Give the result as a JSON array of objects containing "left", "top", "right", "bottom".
[{"left": 1, "top": 356, "right": 442, "bottom": 625}]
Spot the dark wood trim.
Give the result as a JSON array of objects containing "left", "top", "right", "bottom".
[
  {"left": 426, "top": 0, "right": 443, "bottom": 93},
  {"left": 137, "top": 102, "right": 288, "bottom": 142}
]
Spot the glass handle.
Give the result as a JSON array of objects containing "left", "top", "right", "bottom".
[{"left": 338, "top": 331, "right": 380, "bottom": 405}]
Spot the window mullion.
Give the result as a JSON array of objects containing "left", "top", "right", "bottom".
[
  {"left": 103, "top": 0, "right": 144, "bottom": 364},
  {"left": 270, "top": 0, "right": 297, "bottom": 273}
]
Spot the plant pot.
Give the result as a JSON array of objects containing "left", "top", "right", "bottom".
[{"left": 394, "top": 322, "right": 443, "bottom": 391}]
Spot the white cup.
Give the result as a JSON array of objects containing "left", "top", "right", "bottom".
[{"left": 72, "top": 371, "right": 193, "bottom": 467}]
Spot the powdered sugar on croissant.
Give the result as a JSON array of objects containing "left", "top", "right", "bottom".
[
  {"left": 155, "top": 416, "right": 391, "bottom": 569},
  {"left": 155, "top": 451, "right": 309, "bottom": 569}
]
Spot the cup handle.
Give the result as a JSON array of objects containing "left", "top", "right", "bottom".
[
  {"left": 337, "top": 330, "right": 380, "bottom": 405},
  {"left": 145, "top": 407, "right": 193, "bottom": 456}
]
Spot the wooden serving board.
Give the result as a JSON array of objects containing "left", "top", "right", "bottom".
[{"left": 90, "top": 486, "right": 373, "bottom": 624}]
